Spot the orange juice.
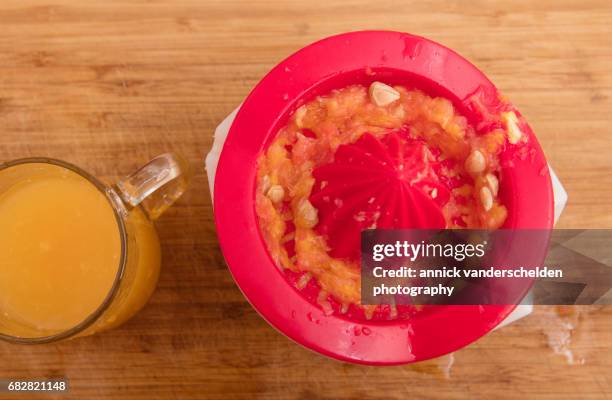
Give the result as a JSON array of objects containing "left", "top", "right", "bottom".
[{"left": 0, "top": 162, "right": 161, "bottom": 339}]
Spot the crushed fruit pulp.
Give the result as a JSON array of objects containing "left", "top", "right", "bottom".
[{"left": 255, "top": 82, "right": 525, "bottom": 319}]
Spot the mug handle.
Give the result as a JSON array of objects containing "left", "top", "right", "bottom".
[{"left": 116, "top": 153, "right": 191, "bottom": 220}]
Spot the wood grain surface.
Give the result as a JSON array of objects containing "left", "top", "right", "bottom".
[{"left": 0, "top": 1, "right": 611, "bottom": 399}]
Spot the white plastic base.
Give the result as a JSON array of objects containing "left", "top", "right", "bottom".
[
  {"left": 206, "top": 106, "right": 240, "bottom": 199},
  {"left": 206, "top": 106, "right": 568, "bottom": 329}
]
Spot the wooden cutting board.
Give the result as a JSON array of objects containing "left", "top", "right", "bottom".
[{"left": 0, "top": 1, "right": 610, "bottom": 399}]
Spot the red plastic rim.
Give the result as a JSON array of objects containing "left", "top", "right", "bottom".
[{"left": 214, "top": 31, "right": 554, "bottom": 365}]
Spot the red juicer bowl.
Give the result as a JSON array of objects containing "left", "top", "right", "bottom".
[{"left": 213, "top": 31, "right": 554, "bottom": 365}]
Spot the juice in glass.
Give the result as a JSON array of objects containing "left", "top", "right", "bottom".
[{"left": 0, "top": 154, "right": 188, "bottom": 343}]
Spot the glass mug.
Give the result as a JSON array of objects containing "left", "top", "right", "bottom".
[{"left": 0, "top": 154, "right": 190, "bottom": 344}]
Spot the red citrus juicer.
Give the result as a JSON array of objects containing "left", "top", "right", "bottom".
[
  {"left": 310, "top": 131, "right": 451, "bottom": 262},
  {"left": 206, "top": 31, "right": 565, "bottom": 365}
]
